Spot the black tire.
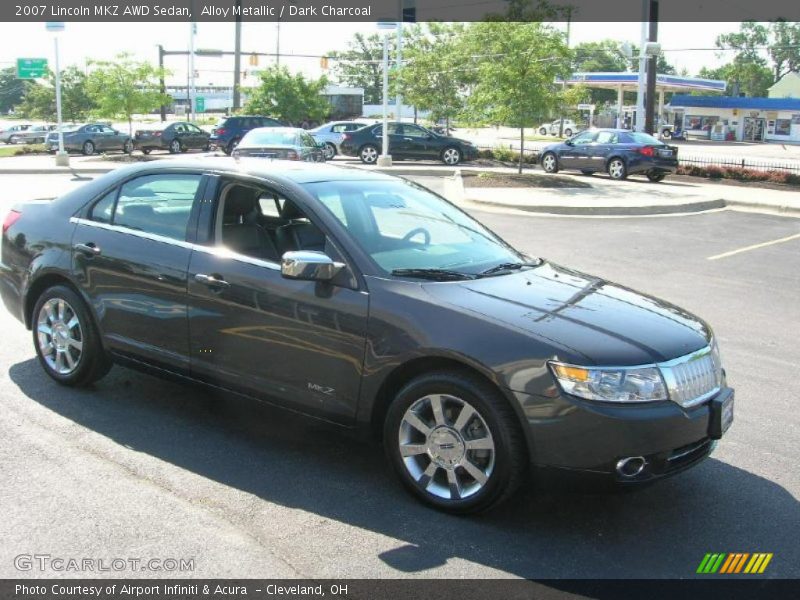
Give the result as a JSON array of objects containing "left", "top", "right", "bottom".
[
  {"left": 607, "top": 157, "right": 628, "bottom": 180},
  {"left": 580, "top": 170, "right": 594, "bottom": 176},
  {"left": 82, "top": 140, "right": 95, "bottom": 156},
  {"left": 441, "top": 146, "right": 462, "bottom": 165},
  {"left": 541, "top": 151, "right": 559, "bottom": 173},
  {"left": 323, "top": 142, "right": 337, "bottom": 160},
  {"left": 359, "top": 144, "right": 379, "bottom": 164},
  {"left": 9, "top": 135, "right": 19, "bottom": 145},
  {"left": 384, "top": 370, "right": 527, "bottom": 514},
  {"left": 123, "top": 140, "right": 133, "bottom": 154},
  {"left": 661, "top": 129, "right": 672, "bottom": 139},
  {"left": 564, "top": 128, "right": 573, "bottom": 138},
  {"left": 539, "top": 127, "right": 547, "bottom": 136},
  {"left": 141, "top": 148, "right": 151, "bottom": 155},
  {"left": 169, "top": 139, "right": 182, "bottom": 154},
  {"left": 647, "top": 171, "right": 667, "bottom": 182},
  {"left": 31, "top": 285, "right": 111, "bottom": 387},
  {"left": 223, "top": 138, "right": 240, "bottom": 155}
]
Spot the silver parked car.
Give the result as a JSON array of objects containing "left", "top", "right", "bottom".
[
  {"left": 309, "top": 120, "right": 372, "bottom": 160},
  {"left": 12, "top": 124, "right": 56, "bottom": 144},
  {"left": 0, "top": 124, "right": 32, "bottom": 144},
  {"left": 46, "top": 123, "right": 133, "bottom": 155}
]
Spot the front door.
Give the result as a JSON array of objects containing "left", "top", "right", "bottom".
[
  {"left": 744, "top": 118, "right": 765, "bottom": 142},
  {"left": 187, "top": 178, "right": 369, "bottom": 422},
  {"left": 71, "top": 172, "right": 205, "bottom": 370},
  {"left": 559, "top": 130, "right": 596, "bottom": 169},
  {"left": 399, "top": 124, "right": 437, "bottom": 159}
]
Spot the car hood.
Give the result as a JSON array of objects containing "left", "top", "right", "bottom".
[{"left": 423, "top": 261, "right": 710, "bottom": 366}]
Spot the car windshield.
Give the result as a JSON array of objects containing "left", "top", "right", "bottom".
[
  {"left": 241, "top": 130, "right": 300, "bottom": 146},
  {"left": 627, "top": 132, "right": 662, "bottom": 145},
  {"left": 303, "top": 179, "right": 525, "bottom": 276}
]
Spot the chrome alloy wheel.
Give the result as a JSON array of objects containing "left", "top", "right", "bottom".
[
  {"left": 608, "top": 158, "right": 626, "bottom": 179},
  {"left": 37, "top": 298, "right": 83, "bottom": 375},
  {"left": 323, "top": 142, "right": 336, "bottom": 160},
  {"left": 360, "top": 145, "right": 378, "bottom": 163},
  {"left": 398, "top": 394, "right": 495, "bottom": 501},
  {"left": 442, "top": 147, "right": 461, "bottom": 165},
  {"left": 542, "top": 153, "right": 557, "bottom": 172}
]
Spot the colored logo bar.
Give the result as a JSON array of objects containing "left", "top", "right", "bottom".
[{"left": 697, "top": 553, "right": 773, "bottom": 574}]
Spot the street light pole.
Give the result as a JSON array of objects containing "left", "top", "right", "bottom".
[
  {"left": 395, "top": 21, "right": 403, "bottom": 122},
  {"left": 378, "top": 31, "right": 392, "bottom": 166},
  {"left": 233, "top": 0, "right": 242, "bottom": 112},
  {"left": 644, "top": 0, "right": 659, "bottom": 134},
  {"left": 189, "top": 21, "right": 196, "bottom": 122},
  {"left": 53, "top": 34, "right": 67, "bottom": 166},
  {"left": 635, "top": 0, "right": 648, "bottom": 133}
]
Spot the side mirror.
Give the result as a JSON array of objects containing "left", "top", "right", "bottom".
[
  {"left": 565, "top": 139, "right": 574, "bottom": 146},
  {"left": 281, "top": 251, "right": 344, "bottom": 282}
]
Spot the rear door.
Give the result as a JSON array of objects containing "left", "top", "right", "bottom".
[{"left": 71, "top": 172, "right": 206, "bottom": 370}]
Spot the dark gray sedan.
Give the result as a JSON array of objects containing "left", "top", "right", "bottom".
[
  {"left": 233, "top": 127, "right": 325, "bottom": 162},
  {"left": 46, "top": 123, "right": 133, "bottom": 155},
  {"left": 0, "top": 159, "right": 733, "bottom": 514},
  {"left": 134, "top": 121, "right": 211, "bottom": 154}
]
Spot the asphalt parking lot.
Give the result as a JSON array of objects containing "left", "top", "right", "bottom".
[{"left": 0, "top": 172, "right": 798, "bottom": 579}]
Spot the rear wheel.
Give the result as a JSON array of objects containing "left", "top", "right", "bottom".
[
  {"left": 661, "top": 129, "right": 672, "bottom": 139},
  {"left": 384, "top": 371, "right": 527, "bottom": 514},
  {"left": 82, "top": 140, "right": 95, "bottom": 155},
  {"left": 541, "top": 152, "right": 558, "bottom": 173},
  {"left": 359, "top": 144, "right": 379, "bottom": 164},
  {"left": 169, "top": 139, "right": 182, "bottom": 154},
  {"left": 539, "top": 127, "right": 547, "bottom": 136},
  {"left": 123, "top": 140, "right": 133, "bottom": 154},
  {"left": 607, "top": 157, "right": 627, "bottom": 180},
  {"left": 647, "top": 171, "right": 666, "bottom": 182},
  {"left": 224, "top": 138, "right": 240, "bottom": 155},
  {"left": 32, "top": 285, "right": 111, "bottom": 387},
  {"left": 564, "top": 128, "right": 573, "bottom": 138},
  {"left": 141, "top": 148, "right": 151, "bottom": 155}
]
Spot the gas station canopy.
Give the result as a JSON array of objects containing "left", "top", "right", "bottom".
[{"left": 560, "top": 72, "right": 726, "bottom": 127}]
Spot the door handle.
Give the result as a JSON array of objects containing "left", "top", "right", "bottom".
[
  {"left": 74, "top": 243, "right": 101, "bottom": 257},
  {"left": 195, "top": 273, "right": 230, "bottom": 289}
]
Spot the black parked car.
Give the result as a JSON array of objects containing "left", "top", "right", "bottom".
[
  {"left": 540, "top": 129, "right": 678, "bottom": 182},
  {"left": 233, "top": 127, "right": 325, "bottom": 162},
  {"left": 339, "top": 122, "right": 478, "bottom": 165},
  {"left": 210, "top": 115, "right": 285, "bottom": 155},
  {"left": 134, "top": 121, "right": 211, "bottom": 154},
  {"left": 0, "top": 159, "right": 733, "bottom": 513}
]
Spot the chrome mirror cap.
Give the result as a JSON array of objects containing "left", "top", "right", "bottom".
[{"left": 281, "top": 251, "right": 344, "bottom": 282}]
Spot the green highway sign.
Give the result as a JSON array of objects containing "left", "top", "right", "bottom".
[
  {"left": 195, "top": 97, "right": 205, "bottom": 113},
  {"left": 16, "top": 58, "right": 48, "bottom": 79}
]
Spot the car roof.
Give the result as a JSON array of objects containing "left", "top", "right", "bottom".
[
  {"left": 244, "top": 126, "right": 306, "bottom": 135},
  {"left": 105, "top": 157, "right": 396, "bottom": 185}
]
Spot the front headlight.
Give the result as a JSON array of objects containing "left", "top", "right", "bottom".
[{"left": 550, "top": 362, "right": 668, "bottom": 403}]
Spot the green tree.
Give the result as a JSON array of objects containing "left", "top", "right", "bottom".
[
  {"left": 0, "top": 67, "right": 34, "bottom": 114},
  {"left": 18, "top": 66, "right": 94, "bottom": 122},
  {"left": 329, "top": 33, "right": 386, "bottom": 105},
  {"left": 698, "top": 59, "right": 773, "bottom": 97},
  {"left": 463, "top": 22, "right": 573, "bottom": 173},
  {"left": 244, "top": 66, "right": 330, "bottom": 125},
  {"left": 85, "top": 54, "right": 170, "bottom": 136},
  {"left": 396, "top": 23, "right": 471, "bottom": 131},
  {"left": 715, "top": 21, "right": 800, "bottom": 86}
]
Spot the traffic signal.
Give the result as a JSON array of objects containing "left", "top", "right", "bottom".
[
  {"left": 320, "top": 56, "right": 329, "bottom": 70},
  {"left": 249, "top": 53, "right": 258, "bottom": 66}
]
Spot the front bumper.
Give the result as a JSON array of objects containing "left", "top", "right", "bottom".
[{"left": 511, "top": 385, "right": 733, "bottom": 482}]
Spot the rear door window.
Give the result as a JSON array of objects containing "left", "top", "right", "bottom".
[{"left": 112, "top": 174, "right": 203, "bottom": 241}]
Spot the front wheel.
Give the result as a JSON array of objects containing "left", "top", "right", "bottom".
[
  {"left": 9, "top": 135, "right": 19, "bottom": 144},
  {"left": 32, "top": 285, "right": 111, "bottom": 387},
  {"left": 541, "top": 152, "right": 558, "bottom": 173},
  {"left": 384, "top": 371, "right": 527, "bottom": 514},
  {"left": 322, "top": 142, "right": 337, "bottom": 160},
  {"left": 539, "top": 127, "right": 547, "bottom": 136},
  {"left": 647, "top": 171, "right": 667, "bottom": 182},
  {"left": 607, "top": 157, "right": 628, "bottom": 180},
  {"left": 359, "top": 144, "right": 379, "bottom": 164},
  {"left": 441, "top": 146, "right": 462, "bottom": 165}
]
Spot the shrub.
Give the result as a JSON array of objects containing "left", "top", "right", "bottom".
[{"left": 676, "top": 164, "right": 800, "bottom": 186}]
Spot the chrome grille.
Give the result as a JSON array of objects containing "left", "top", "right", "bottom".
[{"left": 658, "top": 344, "right": 722, "bottom": 408}]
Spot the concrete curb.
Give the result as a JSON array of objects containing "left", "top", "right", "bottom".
[{"left": 467, "top": 197, "right": 728, "bottom": 216}]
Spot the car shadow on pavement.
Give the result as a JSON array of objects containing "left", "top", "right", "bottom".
[{"left": 9, "top": 359, "right": 799, "bottom": 578}]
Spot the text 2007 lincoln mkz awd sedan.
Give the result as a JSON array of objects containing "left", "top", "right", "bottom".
[{"left": 0, "top": 159, "right": 734, "bottom": 513}]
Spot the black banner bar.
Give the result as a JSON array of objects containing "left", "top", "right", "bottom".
[
  {"left": 4, "top": 0, "right": 800, "bottom": 23},
  {"left": 2, "top": 579, "right": 800, "bottom": 600}
]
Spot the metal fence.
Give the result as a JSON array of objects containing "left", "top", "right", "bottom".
[{"left": 673, "top": 154, "right": 800, "bottom": 174}]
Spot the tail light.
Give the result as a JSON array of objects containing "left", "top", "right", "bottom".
[
  {"left": 342, "top": 133, "right": 351, "bottom": 141},
  {"left": 638, "top": 146, "right": 656, "bottom": 157},
  {"left": 153, "top": 131, "right": 162, "bottom": 137},
  {"left": 286, "top": 150, "right": 299, "bottom": 160},
  {"left": 214, "top": 128, "right": 226, "bottom": 136},
  {"left": 3, "top": 210, "right": 21, "bottom": 235}
]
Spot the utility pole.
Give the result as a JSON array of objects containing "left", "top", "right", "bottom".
[
  {"left": 558, "top": 8, "right": 572, "bottom": 138},
  {"left": 644, "top": 0, "right": 659, "bottom": 134},
  {"left": 635, "top": 0, "right": 648, "bottom": 132},
  {"left": 395, "top": 20, "right": 403, "bottom": 121},
  {"left": 158, "top": 45, "right": 167, "bottom": 122},
  {"left": 276, "top": 22, "right": 281, "bottom": 66},
  {"left": 233, "top": 0, "right": 242, "bottom": 112},
  {"left": 188, "top": 21, "right": 196, "bottom": 122}
]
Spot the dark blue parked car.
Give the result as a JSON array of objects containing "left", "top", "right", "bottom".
[
  {"left": 210, "top": 115, "right": 285, "bottom": 155},
  {"left": 540, "top": 129, "right": 678, "bottom": 182}
]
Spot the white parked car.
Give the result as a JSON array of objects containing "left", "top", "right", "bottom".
[{"left": 538, "top": 119, "right": 580, "bottom": 138}]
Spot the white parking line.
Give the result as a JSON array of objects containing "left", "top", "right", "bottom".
[{"left": 707, "top": 232, "right": 800, "bottom": 261}]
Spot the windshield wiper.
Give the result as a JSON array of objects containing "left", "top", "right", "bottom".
[
  {"left": 479, "top": 260, "right": 542, "bottom": 277},
  {"left": 391, "top": 268, "right": 477, "bottom": 281}
]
